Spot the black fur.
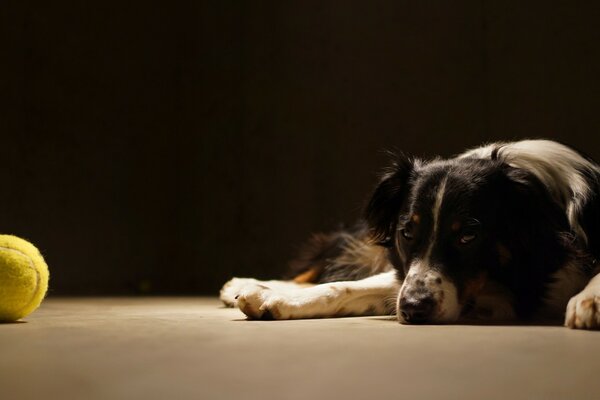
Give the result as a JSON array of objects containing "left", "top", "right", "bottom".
[{"left": 364, "top": 153, "right": 415, "bottom": 247}]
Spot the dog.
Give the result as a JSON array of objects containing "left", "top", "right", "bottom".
[{"left": 220, "top": 139, "right": 600, "bottom": 329}]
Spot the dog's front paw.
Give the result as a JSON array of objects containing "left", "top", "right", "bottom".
[
  {"left": 236, "top": 285, "right": 292, "bottom": 320},
  {"left": 565, "top": 290, "right": 600, "bottom": 329},
  {"left": 220, "top": 278, "right": 261, "bottom": 307}
]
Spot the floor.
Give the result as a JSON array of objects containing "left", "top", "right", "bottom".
[{"left": 1, "top": 298, "right": 599, "bottom": 400}]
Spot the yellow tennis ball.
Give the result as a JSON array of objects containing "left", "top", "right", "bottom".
[{"left": 0, "top": 235, "right": 49, "bottom": 322}]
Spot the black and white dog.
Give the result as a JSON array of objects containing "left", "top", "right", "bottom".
[{"left": 220, "top": 140, "right": 600, "bottom": 329}]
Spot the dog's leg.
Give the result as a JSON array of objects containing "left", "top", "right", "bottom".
[
  {"left": 235, "top": 271, "right": 400, "bottom": 320},
  {"left": 565, "top": 271, "right": 600, "bottom": 329},
  {"left": 220, "top": 278, "right": 312, "bottom": 307}
]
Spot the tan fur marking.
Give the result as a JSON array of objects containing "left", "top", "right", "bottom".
[
  {"left": 293, "top": 267, "right": 319, "bottom": 283},
  {"left": 412, "top": 214, "right": 421, "bottom": 224},
  {"left": 451, "top": 221, "right": 461, "bottom": 231},
  {"left": 461, "top": 274, "right": 487, "bottom": 304}
]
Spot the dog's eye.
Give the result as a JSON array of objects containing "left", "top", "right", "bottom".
[
  {"left": 459, "top": 233, "right": 477, "bottom": 245},
  {"left": 400, "top": 228, "right": 414, "bottom": 240}
]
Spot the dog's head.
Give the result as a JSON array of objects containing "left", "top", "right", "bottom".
[{"left": 365, "top": 153, "right": 567, "bottom": 324}]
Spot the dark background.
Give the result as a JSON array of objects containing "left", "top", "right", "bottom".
[{"left": 1, "top": 2, "right": 600, "bottom": 295}]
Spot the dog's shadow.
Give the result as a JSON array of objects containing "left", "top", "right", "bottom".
[
  {"left": 231, "top": 315, "right": 563, "bottom": 326},
  {"left": 368, "top": 316, "right": 563, "bottom": 327}
]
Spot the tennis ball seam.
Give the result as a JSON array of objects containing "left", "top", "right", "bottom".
[{"left": 0, "top": 246, "right": 40, "bottom": 317}]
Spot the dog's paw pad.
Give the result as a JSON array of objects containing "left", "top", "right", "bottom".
[{"left": 565, "top": 291, "right": 600, "bottom": 329}]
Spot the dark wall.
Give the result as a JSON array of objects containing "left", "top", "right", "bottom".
[{"left": 2, "top": 2, "right": 600, "bottom": 295}]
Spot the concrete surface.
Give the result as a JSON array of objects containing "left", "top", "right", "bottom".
[{"left": 1, "top": 298, "right": 599, "bottom": 400}]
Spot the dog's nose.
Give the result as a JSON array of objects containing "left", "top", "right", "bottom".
[{"left": 399, "top": 295, "right": 436, "bottom": 324}]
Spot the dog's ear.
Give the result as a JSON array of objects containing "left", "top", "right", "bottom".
[{"left": 364, "top": 153, "right": 416, "bottom": 247}]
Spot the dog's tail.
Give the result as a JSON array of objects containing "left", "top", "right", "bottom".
[{"left": 285, "top": 222, "right": 392, "bottom": 284}]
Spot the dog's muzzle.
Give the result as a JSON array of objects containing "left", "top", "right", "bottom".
[
  {"left": 398, "top": 289, "right": 437, "bottom": 323},
  {"left": 397, "top": 267, "right": 460, "bottom": 324}
]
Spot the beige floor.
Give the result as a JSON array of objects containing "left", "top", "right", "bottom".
[{"left": 1, "top": 298, "right": 599, "bottom": 400}]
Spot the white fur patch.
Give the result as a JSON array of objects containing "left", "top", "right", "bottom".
[
  {"left": 565, "top": 271, "right": 600, "bottom": 329},
  {"left": 437, "top": 279, "right": 461, "bottom": 322},
  {"left": 219, "top": 278, "right": 311, "bottom": 307},
  {"left": 423, "top": 176, "right": 448, "bottom": 265},
  {"left": 235, "top": 271, "right": 400, "bottom": 320}
]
